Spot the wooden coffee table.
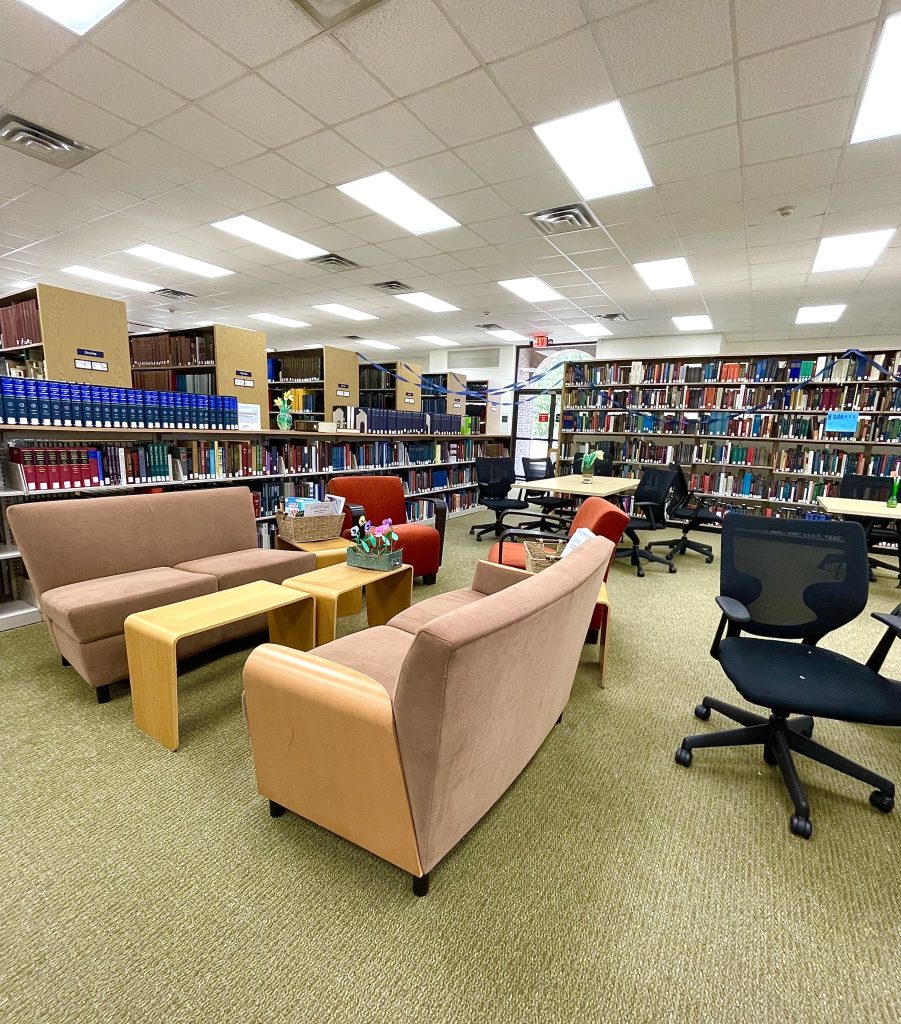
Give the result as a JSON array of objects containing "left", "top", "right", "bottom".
[
  {"left": 282, "top": 562, "right": 413, "bottom": 647},
  {"left": 275, "top": 536, "right": 353, "bottom": 568},
  {"left": 125, "top": 581, "right": 316, "bottom": 751}
]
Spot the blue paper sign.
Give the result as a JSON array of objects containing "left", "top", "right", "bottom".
[{"left": 825, "top": 410, "right": 860, "bottom": 433}]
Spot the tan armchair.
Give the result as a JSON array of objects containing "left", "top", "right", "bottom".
[{"left": 243, "top": 536, "right": 615, "bottom": 895}]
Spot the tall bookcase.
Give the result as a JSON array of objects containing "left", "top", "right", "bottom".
[
  {"left": 267, "top": 345, "right": 360, "bottom": 427},
  {"left": 359, "top": 360, "right": 422, "bottom": 412},
  {"left": 557, "top": 348, "right": 901, "bottom": 516},
  {"left": 422, "top": 372, "right": 467, "bottom": 417}
]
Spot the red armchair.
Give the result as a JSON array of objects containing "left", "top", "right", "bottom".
[{"left": 329, "top": 476, "right": 445, "bottom": 584}]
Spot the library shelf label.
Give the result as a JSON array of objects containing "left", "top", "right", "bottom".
[{"left": 77, "top": 348, "right": 104, "bottom": 358}]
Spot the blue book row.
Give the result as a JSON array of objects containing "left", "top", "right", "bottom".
[{"left": 0, "top": 376, "right": 239, "bottom": 430}]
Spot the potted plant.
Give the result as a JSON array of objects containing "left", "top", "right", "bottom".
[
  {"left": 274, "top": 391, "right": 294, "bottom": 431},
  {"left": 580, "top": 449, "right": 604, "bottom": 483},
  {"left": 346, "top": 516, "right": 403, "bottom": 570}
]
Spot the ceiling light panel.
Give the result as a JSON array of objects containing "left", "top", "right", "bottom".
[
  {"left": 417, "top": 336, "right": 460, "bottom": 347},
  {"left": 249, "top": 313, "right": 311, "bottom": 328},
  {"left": 811, "top": 230, "right": 894, "bottom": 272},
  {"left": 62, "top": 265, "right": 158, "bottom": 293},
  {"left": 16, "top": 0, "right": 128, "bottom": 35},
  {"left": 533, "top": 101, "right": 653, "bottom": 201},
  {"left": 313, "top": 303, "right": 378, "bottom": 321},
  {"left": 212, "top": 215, "right": 328, "bottom": 260},
  {"left": 337, "top": 172, "right": 459, "bottom": 235},
  {"left": 795, "top": 305, "right": 846, "bottom": 324},
  {"left": 851, "top": 14, "right": 901, "bottom": 144},
  {"left": 486, "top": 329, "right": 528, "bottom": 342},
  {"left": 634, "top": 257, "right": 696, "bottom": 290},
  {"left": 126, "top": 244, "right": 232, "bottom": 279},
  {"left": 396, "top": 292, "right": 460, "bottom": 313},
  {"left": 357, "top": 339, "right": 399, "bottom": 350},
  {"left": 672, "top": 315, "right": 713, "bottom": 331},
  {"left": 570, "top": 322, "right": 613, "bottom": 337},
  {"left": 498, "top": 277, "right": 564, "bottom": 303}
]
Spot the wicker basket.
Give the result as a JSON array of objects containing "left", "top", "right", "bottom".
[
  {"left": 276, "top": 510, "right": 345, "bottom": 544},
  {"left": 523, "top": 538, "right": 566, "bottom": 573}
]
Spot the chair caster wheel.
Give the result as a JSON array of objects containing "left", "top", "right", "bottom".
[
  {"left": 693, "top": 703, "right": 711, "bottom": 721},
  {"left": 869, "top": 790, "right": 894, "bottom": 814},
  {"left": 668, "top": 564, "right": 677, "bottom": 573},
  {"left": 675, "top": 747, "right": 692, "bottom": 767},
  {"left": 705, "top": 555, "right": 714, "bottom": 564},
  {"left": 475, "top": 536, "right": 482, "bottom": 542},
  {"left": 790, "top": 815, "right": 812, "bottom": 839}
]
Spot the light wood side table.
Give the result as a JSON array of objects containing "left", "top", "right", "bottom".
[
  {"left": 281, "top": 562, "right": 413, "bottom": 647},
  {"left": 275, "top": 536, "right": 353, "bottom": 569},
  {"left": 125, "top": 581, "right": 315, "bottom": 751}
]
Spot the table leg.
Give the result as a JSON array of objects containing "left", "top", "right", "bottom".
[
  {"left": 126, "top": 620, "right": 180, "bottom": 752},
  {"left": 313, "top": 594, "right": 339, "bottom": 646},
  {"left": 267, "top": 596, "right": 315, "bottom": 651},
  {"left": 366, "top": 567, "right": 413, "bottom": 627}
]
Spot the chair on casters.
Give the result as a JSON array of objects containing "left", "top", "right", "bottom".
[
  {"left": 613, "top": 466, "right": 678, "bottom": 577},
  {"left": 469, "top": 456, "right": 531, "bottom": 542},
  {"left": 675, "top": 513, "right": 901, "bottom": 840},
  {"left": 517, "top": 456, "right": 570, "bottom": 531},
  {"left": 646, "top": 465, "right": 717, "bottom": 564},
  {"left": 838, "top": 473, "right": 901, "bottom": 586}
]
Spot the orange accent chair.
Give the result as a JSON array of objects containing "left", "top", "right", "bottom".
[{"left": 328, "top": 475, "right": 445, "bottom": 583}]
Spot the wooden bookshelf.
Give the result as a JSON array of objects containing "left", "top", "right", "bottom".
[
  {"left": 267, "top": 346, "right": 360, "bottom": 425},
  {"left": 423, "top": 372, "right": 467, "bottom": 416},
  {"left": 359, "top": 360, "right": 421, "bottom": 412}
]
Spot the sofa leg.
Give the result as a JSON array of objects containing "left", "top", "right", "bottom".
[
  {"left": 422, "top": 573, "right": 437, "bottom": 585},
  {"left": 412, "top": 872, "right": 430, "bottom": 897},
  {"left": 95, "top": 684, "right": 111, "bottom": 705},
  {"left": 269, "top": 800, "right": 286, "bottom": 818},
  {"left": 61, "top": 656, "right": 70, "bottom": 668},
  {"left": 585, "top": 628, "right": 599, "bottom": 646}
]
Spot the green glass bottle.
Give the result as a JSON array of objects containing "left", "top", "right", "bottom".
[{"left": 887, "top": 477, "right": 899, "bottom": 508}]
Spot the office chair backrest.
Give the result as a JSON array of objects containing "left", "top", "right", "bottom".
[
  {"left": 633, "top": 466, "right": 678, "bottom": 522},
  {"left": 720, "top": 514, "right": 869, "bottom": 642},
  {"left": 521, "top": 456, "right": 553, "bottom": 482},
  {"left": 839, "top": 473, "right": 893, "bottom": 502},
  {"left": 574, "top": 452, "right": 615, "bottom": 477},
  {"left": 475, "top": 456, "right": 516, "bottom": 501},
  {"left": 667, "top": 464, "right": 691, "bottom": 512}
]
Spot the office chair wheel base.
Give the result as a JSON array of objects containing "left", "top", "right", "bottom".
[
  {"left": 869, "top": 791, "right": 894, "bottom": 814},
  {"left": 790, "top": 815, "right": 812, "bottom": 839},
  {"left": 763, "top": 744, "right": 777, "bottom": 766},
  {"left": 667, "top": 563, "right": 677, "bottom": 574},
  {"left": 693, "top": 703, "right": 711, "bottom": 721},
  {"left": 705, "top": 555, "right": 714, "bottom": 564},
  {"left": 675, "top": 747, "right": 692, "bottom": 767}
]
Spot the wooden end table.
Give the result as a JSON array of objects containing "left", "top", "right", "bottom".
[{"left": 275, "top": 536, "right": 353, "bottom": 569}]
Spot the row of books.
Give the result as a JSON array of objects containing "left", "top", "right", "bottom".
[
  {"left": 407, "top": 491, "right": 479, "bottom": 522},
  {"left": 129, "top": 332, "right": 215, "bottom": 367},
  {"left": 772, "top": 447, "right": 859, "bottom": 477},
  {"left": 9, "top": 443, "right": 173, "bottom": 490},
  {"left": 359, "top": 366, "right": 392, "bottom": 390},
  {"left": 406, "top": 467, "right": 474, "bottom": 493},
  {"left": 250, "top": 481, "right": 321, "bottom": 518},
  {"left": 277, "top": 388, "right": 321, "bottom": 415},
  {"left": 0, "top": 375, "right": 239, "bottom": 430},
  {"left": 0, "top": 296, "right": 40, "bottom": 349},
  {"left": 270, "top": 353, "right": 323, "bottom": 383},
  {"left": 337, "top": 406, "right": 470, "bottom": 435}
]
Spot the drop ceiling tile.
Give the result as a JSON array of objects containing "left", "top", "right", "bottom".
[
  {"left": 0, "top": 58, "right": 33, "bottom": 104},
  {"left": 149, "top": 187, "right": 236, "bottom": 227},
  {"left": 746, "top": 214, "right": 823, "bottom": 246},
  {"left": 644, "top": 126, "right": 740, "bottom": 184},
  {"left": 546, "top": 229, "right": 616, "bottom": 255},
  {"left": 493, "top": 171, "right": 579, "bottom": 214},
  {"left": 157, "top": 0, "right": 319, "bottom": 67},
  {"left": 566, "top": 249, "right": 628, "bottom": 271},
  {"left": 299, "top": 225, "right": 369, "bottom": 254},
  {"left": 341, "top": 215, "right": 408, "bottom": 243},
  {"left": 742, "top": 151, "right": 842, "bottom": 200},
  {"left": 739, "top": 25, "right": 873, "bottom": 120},
  {"left": 12, "top": 79, "right": 135, "bottom": 149},
  {"left": 335, "top": 105, "right": 444, "bottom": 166},
  {"left": 0, "top": 2, "right": 76, "bottom": 73},
  {"left": 334, "top": 0, "right": 478, "bottom": 96},
  {"left": 199, "top": 76, "right": 321, "bottom": 150},
  {"left": 438, "top": 188, "right": 515, "bottom": 224},
  {"left": 440, "top": 0, "right": 585, "bottom": 62},
  {"left": 280, "top": 131, "right": 378, "bottom": 187},
  {"left": 746, "top": 187, "right": 829, "bottom": 224},
  {"left": 593, "top": 0, "right": 732, "bottom": 94},
  {"left": 605, "top": 217, "right": 678, "bottom": 245},
  {"left": 735, "top": 0, "right": 881, "bottom": 56},
  {"left": 497, "top": 238, "right": 556, "bottom": 260},
  {"left": 820, "top": 206, "right": 901, "bottom": 235},
  {"left": 619, "top": 240, "right": 687, "bottom": 263},
  {"left": 185, "top": 171, "right": 277, "bottom": 212},
  {"left": 750, "top": 260, "right": 812, "bottom": 281},
  {"left": 40, "top": 174, "right": 138, "bottom": 213},
  {"left": 490, "top": 27, "right": 616, "bottom": 123},
  {"left": 244, "top": 201, "right": 327, "bottom": 236},
  {"left": 92, "top": 0, "right": 243, "bottom": 99},
  {"left": 456, "top": 129, "right": 554, "bottom": 184},
  {"left": 379, "top": 237, "right": 441, "bottom": 260},
  {"left": 670, "top": 203, "right": 746, "bottom": 235},
  {"left": 0, "top": 147, "right": 64, "bottom": 186},
  {"left": 624, "top": 66, "right": 737, "bottom": 147},
  {"left": 72, "top": 153, "right": 178, "bottom": 200},
  {"left": 655, "top": 169, "right": 742, "bottom": 215},
  {"left": 230, "top": 153, "right": 323, "bottom": 200},
  {"left": 392, "top": 151, "right": 484, "bottom": 198},
  {"left": 836, "top": 136, "right": 901, "bottom": 183},
  {"left": 291, "top": 187, "right": 370, "bottom": 225},
  {"left": 454, "top": 246, "right": 510, "bottom": 268},
  {"left": 152, "top": 107, "right": 265, "bottom": 169},
  {"left": 260, "top": 35, "right": 391, "bottom": 125},
  {"left": 404, "top": 71, "right": 522, "bottom": 147},
  {"left": 107, "top": 132, "right": 217, "bottom": 185},
  {"left": 748, "top": 241, "right": 817, "bottom": 264},
  {"left": 741, "top": 98, "right": 854, "bottom": 163},
  {"left": 427, "top": 227, "right": 486, "bottom": 252}
]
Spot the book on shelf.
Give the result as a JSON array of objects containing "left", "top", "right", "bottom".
[
  {"left": 0, "top": 296, "right": 41, "bottom": 349},
  {"left": 130, "top": 331, "right": 215, "bottom": 368},
  {"left": 271, "top": 352, "right": 323, "bottom": 383}
]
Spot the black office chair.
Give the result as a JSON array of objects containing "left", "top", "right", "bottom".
[
  {"left": 574, "top": 451, "right": 617, "bottom": 477},
  {"left": 517, "top": 456, "right": 570, "bottom": 531},
  {"left": 469, "top": 456, "right": 531, "bottom": 542},
  {"left": 676, "top": 514, "right": 901, "bottom": 839},
  {"left": 646, "top": 464, "right": 717, "bottom": 563},
  {"left": 839, "top": 473, "right": 901, "bottom": 586},
  {"left": 614, "top": 466, "right": 678, "bottom": 577}
]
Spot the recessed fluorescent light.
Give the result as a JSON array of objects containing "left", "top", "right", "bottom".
[
  {"left": 534, "top": 100, "right": 652, "bottom": 201},
  {"left": 125, "top": 244, "right": 232, "bottom": 279},
  {"left": 417, "top": 335, "right": 461, "bottom": 347},
  {"left": 672, "top": 314, "right": 713, "bottom": 331},
  {"left": 634, "top": 257, "right": 695, "bottom": 290},
  {"left": 851, "top": 14, "right": 901, "bottom": 144},
  {"left": 486, "top": 329, "right": 528, "bottom": 342},
  {"left": 811, "top": 230, "right": 894, "bottom": 272},
  {"left": 498, "top": 277, "right": 564, "bottom": 303},
  {"left": 249, "top": 313, "right": 311, "bottom": 328},
  {"left": 62, "top": 265, "right": 158, "bottom": 293},
  {"left": 194, "top": 321, "right": 214, "bottom": 327},
  {"left": 570, "top": 322, "right": 613, "bottom": 337},
  {"left": 265, "top": 347, "right": 276, "bottom": 353},
  {"left": 212, "top": 215, "right": 327, "bottom": 260},
  {"left": 16, "top": 0, "right": 128, "bottom": 35},
  {"left": 396, "top": 292, "right": 460, "bottom": 313},
  {"left": 4, "top": 280, "right": 36, "bottom": 293},
  {"left": 357, "top": 339, "right": 399, "bottom": 350},
  {"left": 313, "top": 303, "right": 378, "bottom": 321},
  {"left": 795, "top": 305, "right": 846, "bottom": 325},
  {"left": 337, "top": 171, "right": 459, "bottom": 235}
]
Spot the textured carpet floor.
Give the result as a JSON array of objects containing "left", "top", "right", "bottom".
[{"left": 2, "top": 517, "right": 901, "bottom": 1024}]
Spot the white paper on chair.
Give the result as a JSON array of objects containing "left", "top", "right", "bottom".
[{"left": 561, "top": 527, "right": 596, "bottom": 557}]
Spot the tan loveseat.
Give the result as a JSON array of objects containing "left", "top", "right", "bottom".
[
  {"left": 243, "top": 535, "right": 614, "bottom": 896},
  {"left": 7, "top": 488, "right": 315, "bottom": 701}
]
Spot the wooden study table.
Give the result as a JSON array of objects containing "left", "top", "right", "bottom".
[
  {"left": 517, "top": 474, "right": 638, "bottom": 500},
  {"left": 817, "top": 495, "right": 901, "bottom": 586},
  {"left": 125, "top": 581, "right": 316, "bottom": 751}
]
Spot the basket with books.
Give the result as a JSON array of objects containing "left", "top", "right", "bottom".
[{"left": 276, "top": 496, "right": 345, "bottom": 544}]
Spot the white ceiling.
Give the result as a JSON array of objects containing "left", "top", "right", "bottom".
[{"left": 1, "top": 0, "right": 901, "bottom": 356}]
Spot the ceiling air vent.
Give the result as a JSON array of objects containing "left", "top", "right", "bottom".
[
  {"left": 371, "top": 280, "right": 413, "bottom": 294},
  {"left": 310, "top": 253, "right": 360, "bottom": 270},
  {"left": 596, "top": 312, "right": 630, "bottom": 322},
  {"left": 153, "top": 288, "right": 197, "bottom": 299},
  {"left": 475, "top": 323, "right": 503, "bottom": 331},
  {"left": 0, "top": 114, "right": 97, "bottom": 169},
  {"left": 528, "top": 202, "right": 601, "bottom": 235}
]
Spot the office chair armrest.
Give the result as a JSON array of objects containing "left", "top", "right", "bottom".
[
  {"left": 345, "top": 502, "right": 366, "bottom": 525},
  {"left": 715, "top": 596, "right": 751, "bottom": 623},
  {"left": 416, "top": 496, "right": 447, "bottom": 561},
  {"left": 867, "top": 606, "right": 901, "bottom": 672},
  {"left": 635, "top": 500, "right": 662, "bottom": 528}
]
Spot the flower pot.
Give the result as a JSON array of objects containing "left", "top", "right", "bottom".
[{"left": 346, "top": 548, "right": 403, "bottom": 571}]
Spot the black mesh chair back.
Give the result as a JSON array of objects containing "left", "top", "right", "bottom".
[
  {"left": 632, "top": 466, "right": 678, "bottom": 524},
  {"left": 475, "top": 456, "right": 515, "bottom": 500},
  {"left": 839, "top": 473, "right": 893, "bottom": 502},
  {"left": 668, "top": 464, "right": 691, "bottom": 511},
  {"left": 574, "top": 452, "right": 615, "bottom": 477},
  {"left": 720, "top": 514, "right": 869, "bottom": 642},
  {"left": 522, "top": 456, "right": 553, "bottom": 483}
]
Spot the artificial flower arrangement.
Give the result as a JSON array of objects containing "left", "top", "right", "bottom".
[
  {"left": 274, "top": 391, "right": 294, "bottom": 430},
  {"left": 346, "top": 515, "right": 403, "bottom": 570},
  {"left": 580, "top": 448, "right": 605, "bottom": 481}
]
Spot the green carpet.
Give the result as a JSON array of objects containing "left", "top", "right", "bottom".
[{"left": 2, "top": 518, "right": 901, "bottom": 1024}]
